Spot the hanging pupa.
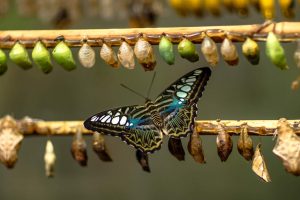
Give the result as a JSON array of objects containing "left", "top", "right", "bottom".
[
  {"left": 201, "top": 36, "right": 219, "bottom": 67},
  {"left": 168, "top": 0, "right": 188, "bottom": 16},
  {"left": 168, "top": 137, "right": 185, "bottom": 161},
  {"left": 294, "top": 40, "right": 300, "bottom": 68},
  {"left": 216, "top": 122, "right": 233, "bottom": 162},
  {"left": 259, "top": 0, "right": 274, "bottom": 19},
  {"left": 204, "top": 0, "right": 220, "bottom": 16},
  {"left": 223, "top": 0, "right": 234, "bottom": 12},
  {"left": 100, "top": 43, "right": 120, "bottom": 68},
  {"left": 44, "top": 140, "right": 56, "bottom": 178},
  {"left": 252, "top": 143, "right": 271, "bottom": 182},
  {"left": 187, "top": 128, "right": 206, "bottom": 164},
  {"left": 78, "top": 42, "right": 95, "bottom": 68},
  {"left": 233, "top": 0, "right": 249, "bottom": 16},
  {"left": 9, "top": 42, "right": 32, "bottom": 70},
  {"left": 279, "top": 0, "right": 295, "bottom": 19},
  {"left": 52, "top": 41, "right": 76, "bottom": 71},
  {"left": 178, "top": 38, "right": 199, "bottom": 62},
  {"left": 0, "top": 49, "right": 8, "bottom": 75},
  {"left": 266, "top": 32, "right": 288, "bottom": 70},
  {"left": 188, "top": 0, "right": 203, "bottom": 16},
  {"left": 117, "top": 41, "right": 135, "bottom": 69},
  {"left": 136, "top": 150, "right": 150, "bottom": 173},
  {"left": 71, "top": 130, "right": 88, "bottom": 166},
  {"left": 273, "top": 118, "right": 300, "bottom": 176},
  {"left": 32, "top": 41, "right": 53, "bottom": 74},
  {"left": 134, "top": 37, "right": 156, "bottom": 71},
  {"left": 220, "top": 38, "right": 239, "bottom": 66},
  {"left": 237, "top": 124, "right": 254, "bottom": 161},
  {"left": 92, "top": 132, "right": 112, "bottom": 162},
  {"left": 159, "top": 36, "right": 175, "bottom": 65},
  {"left": 291, "top": 79, "right": 299, "bottom": 91},
  {"left": 242, "top": 37, "right": 260, "bottom": 65}
]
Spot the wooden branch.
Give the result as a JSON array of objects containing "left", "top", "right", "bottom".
[
  {"left": 17, "top": 118, "right": 300, "bottom": 136},
  {"left": 0, "top": 21, "right": 300, "bottom": 49}
]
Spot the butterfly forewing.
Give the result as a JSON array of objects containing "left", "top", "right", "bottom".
[{"left": 155, "top": 67, "right": 211, "bottom": 138}]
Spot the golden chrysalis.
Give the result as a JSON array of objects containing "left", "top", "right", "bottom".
[
  {"left": 221, "top": 38, "right": 239, "bottom": 66},
  {"left": 259, "top": 0, "right": 274, "bottom": 19},
  {"left": 201, "top": 36, "right": 219, "bottom": 67},
  {"left": 117, "top": 41, "right": 135, "bottom": 69},
  {"left": 242, "top": 37, "right": 260, "bottom": 65},
  {"left": 100, "top": 43, "right": 120, "bottom": 68},
  {"left": 134, "top": 38, "right": 156, "bottom": 71},
  {"left": 237, "top": 124, "right": 254, "bottom": 161},
  {"left": 78, "top": 43, "right": 96, "bottom": 68}
]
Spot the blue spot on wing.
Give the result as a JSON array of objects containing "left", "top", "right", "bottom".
[{"left": 163, "top": 98, "right": 185, "bottom": 114}]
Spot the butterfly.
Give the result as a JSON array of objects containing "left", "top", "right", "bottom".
[{"left": 84, "top": 67, "right": 211, "bottom": 154}]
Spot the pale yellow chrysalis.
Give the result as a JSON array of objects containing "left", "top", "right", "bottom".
[
  {"left": 78, "top": 43, "right": 96, "bottom": 68},
  {"left": 100, "top": 43, "right": 120, "bottom": 68},
  {"left": 134, "top": 38, "right": 156, "bottom": 71},
  {"left": 118, "top": 41, "right": 135, "bottom": 69},
  {"left": 44, "top": 140, "right": 56, "bottom": 178}
]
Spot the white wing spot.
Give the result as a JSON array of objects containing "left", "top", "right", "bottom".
[
  {"left": 115, "top": 112, "right": 121, "bottom": 116},
  {"left": 101, "top": 115, "right": 110, "bottom": 122},
  {"left": 180, "top": 98, "right": 185, "bottom": 102},
  {"left": 112, "top": 117, "right": 120, "bottom": 124},
  {"left": 126, "top": 122, "right": 129, "bottom": 126},
  {"left": 120, "top": 116, "right": 127, "bottom": 125},
  {"left": 176, "top": 91, "right": 187, "bottom": 98},
  {"left": 99, "top": 115, "right": 105, "bottom": 120},
  {"left": 130, "top": 123, "right": 133, "bottom": 126},
  {"left": 176, "top": 84, "right": 183, "bottom": 89},
  {"left": 187, "top": 82, "right": 193, "bottom": 86},
  {"left": 91, "top": 116, "right": 99, "bottom": 121},
  {"left": 181, "top": 85, "right": 191, "bottom": 92},
  {"left": 186, "top": 78, "right": 196, "bottom": 82},
  {"left": 194, "top": 70, "right": 201, "bottom": 75},
  {"left": 106, "top": 117, "right": 111, "bottom": 123},
  {"left": 107, "top": 111, "right": 112, "bottom": 115}
]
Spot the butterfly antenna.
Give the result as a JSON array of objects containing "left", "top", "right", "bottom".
[
  {"left": 146, "top": 72, "right": 156, "bottom": 100},
  {"left": 120, "top": 83, "right": 148, "bottom": 101}
]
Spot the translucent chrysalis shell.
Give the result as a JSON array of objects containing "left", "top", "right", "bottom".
[
  {"left": 78, "top": 43, "right": 96, "bottom": 68},
  {"left": 52, "top": 41, "right": 76, "bottom": 71},
  {"left": 32, "top": 41, "right": 53, "bottom": 74},
  {"left": 44, "top": 140, "right": 56, "bottom": 177},
  {"left": 221, "top": 38, "right": 239, "bottom": 66},
  {"left": 100, "top": 43, "right": 120, "bottom": 68},
  {"left": 117, "top": 41, "right": 135, "bottom": 69},
  {"left": 134, "top": 38, "right": 156, "bottom": 71},
  {"left": 201, "top": 36, "right": 219, "bottom": 67},
  {"left": 9, "top": 42, "right": 32, "bottom": 70}
]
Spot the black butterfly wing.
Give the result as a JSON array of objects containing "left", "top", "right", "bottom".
[
  {"left": 155, "top": 67, "right": 211, "bottom": 138},
  {"left": 84, "top": 105, "right": 163, "bottom": 153}
]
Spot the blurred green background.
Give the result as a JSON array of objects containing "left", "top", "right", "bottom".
[{"left": 0, "top": 1, "right": 300, "bottom": 200}]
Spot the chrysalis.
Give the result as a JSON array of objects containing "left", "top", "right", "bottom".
[
  {"left": 216, "top": 123, "right": 233, "bottom": 162},
  {"left": 168, "top": 0, "right": 188, "bottom": 16},
  {"left": 0, "top": 115, "right": 24, "bottom": 168},
  {"left": 187, "top": 128, "right": 206, "bottom": 164},
  {"left": 117, "top": 41, "right": 135, "bottom": 69},
  {"left": 159, "top": 36, "right": 175, "bottom": 65},
  {"left": 293, "top": 40, "right": 300, "bottom": 68},
  {"left": 168, "top": 137, "right": 185, "bottom": 161},
  {"left": 134, "top": 38, "right": 156, "bottom": 71},
  {"left": 273, "top": 118, "right": 300, "bottom": 176},
  {"left": 221, "top": 38, "right": 239, "bottom": 66},
  {"left": 32, "top": 41, "right": 53, "bottom": 74},
  {"left": 279, "top": 0, "right": 295, "bottom": 19},
  {"left": 78, "top": 42, "right": 96, "bottom": 68},
  {"left": 201, "top": 36, "right": 219, "bottom": 67},
  {"left": 259, "top": 0, "right": 274, "bottom": 19},
  {"left": 0, "top": 49, "right": 8, "bottom": 75},
  {"left": 71, "top": 130, "right": 88, "bottom": 166},
  {"left": 92, "top": 132, "right": 112, "bottom": 162},
  {"left": 242, "top": 37, "right": 260, "bottom": 65},
  {"left": 204, "top": 0, "right": 220, "bottom": 16},
  {"left": 266, "top": 32, "right": 288, "bottom": 70},
  {"left": 291, "top": 79, "right": 299, "bottom": 91},
  {"left": 233, "top": 0, "right": 249, "bottom": 16},
  {"left": 189, "top": 0, "right": 203, "bottom": 16},
  {"left": 100, "top": 43, "right": 120, "bottom": 68},
  {"left": 136, "top": 150, "right": 150, "bottom": 173},
  {"left": 44, "top": 140, "right": 56, "bottom": 178},
  {"left": 9, "top": 42, "right": 32, "bottom": 70},
  {"left": 178, "top": 38, "right": 199, "bottom": 62},
  {"left": 237, "top": 124, "right": 254, "bottom": 161},
  {"left": 52, "top": 41, "right": 76, "bottom": 71},
  {"left": 252, "top": 143, "right": 271, "bottom": 182}
]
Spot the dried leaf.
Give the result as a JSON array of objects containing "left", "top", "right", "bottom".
[
  {"left": 92, "top": 132, "right": 112, "bottom": 162},
  {"left": 0, "top": 115, "right": 24, "bottom": 168},
  {"left": 52, "top": 41, "right": 76, "bottom": 71},
  {"left": 118, "top": 41, "right": 135, "bottom": 69},
  {"left": 178, "top": 38, "right": 199, "bottom": 62},
  {"left": 44, "top": 140, "right": 56, "bottom": 178},
  {"left": 136, "top": 150, "right": 150, "bottom": 173},
  {"left": 100, "top": 43, "right": 120, "bottom": 68},
  {"left": 78, "top": 43, "right": 96, "bottom": 68},
  {"left": 9, "top": 42, "right": 32, "bottom": 70},
  {"left": 201, "top": 36, "right": 219, "bottom": 67},
  {"left": 221, "top": 38, "right": 239, "bottom": 66},
  {"left": 71, "top": 130, "right": 88, "bottom": 166},
  {"left": 0, "top": 48, "right": 7, "bottom": 75},
  {"left": 134, "top": 38, "right": 156, "bottom": 71},
  {"left": 237, "top": 124, "right": 254, "bottom": 161},
  {"left": 168, "top": 137, "right": 185, "bottom": 161},
  {"left": 32, "top": 41, "right": 53, "bottom": 74},
  {"left": 216, "top": 123, "right": 233, "bottom": 162},
  {"left": 188, "top": 128, "right": 206, "bottom": 164},
  {"left": 242, "top": 37, "right": 260, "bottom": 65},
  {"left": 273, "top": 118, "right": 300, "bottom": 176},
  {"left": 252, "top": 143, "right": 271, "bottom": 182}
]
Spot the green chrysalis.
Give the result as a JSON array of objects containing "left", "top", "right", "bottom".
[
  {"left": 178, "top": 38, "right": 199, "bottom": 62},
  {"left": 9, "top": 42, "right": 32, "bottom": 70},
  {"left": 266, "top": 32, "right": 288, "bottom": 70},
  {"left": 159, "top": 36, "right": 175, "bottom": 65},
  {"left": 52, "top": 41, "right": 76, "bottom": 71},
  {"left": 32, "top": 41, "right": 53, "bottom": 74},
  {"left": 242, "top": 37, "right": 260, "bottom": 65},
  {"left": 0, "top": 49, "right": 8, "bottom": 75}
]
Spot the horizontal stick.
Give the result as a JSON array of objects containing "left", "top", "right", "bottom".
[
  {"left": 18, "top": 119, "right": 300, "bottom": 136},
  {"left": 0, "top": 22, "right": 300, "bottom": 49}
]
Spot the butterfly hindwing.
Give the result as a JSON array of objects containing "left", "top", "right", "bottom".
[
  {"left": 155, "top": 67, "right": 211, "bottom": 138},
  {"left": 84, "top": 105, "right": 163, "bottom": 153}
]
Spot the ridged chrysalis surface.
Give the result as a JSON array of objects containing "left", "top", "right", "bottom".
[
  {"left": 78, "top": 43, "right": 96, "bottom": 68},
  {"left": 221, "top": 38, "right": 239, "bottom": 66},
  {"left": 9, "top": 42, "right": 32, "bottom": 70},
  {"left": 117, "top": 41, "right": 135, "bottom": 69},
  {"left": 201, "top": 36, "right": 219, "bottom": 67},
  {"left": 32, "top": 41, "right": 53, "bottom": 73},
  {"left": 52, "top": 41, "right": 76, "bottom": 71},
  {"left": 134, "top": 38, "right": 156, "bottom": 71},
  {"left": 100, "top": 43, "right": 120, "bottom": 68},
  {"left": 178, "top": 38, "right": 199, "bottom": 62}
]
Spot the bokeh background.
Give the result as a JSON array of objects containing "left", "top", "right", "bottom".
[{"left": 0, "top": 1, "right": 300, "bottom": 200}]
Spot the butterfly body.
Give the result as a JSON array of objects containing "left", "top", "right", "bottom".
[{"left": 84, "top": 67, "right": 211, "bottom": 153}]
